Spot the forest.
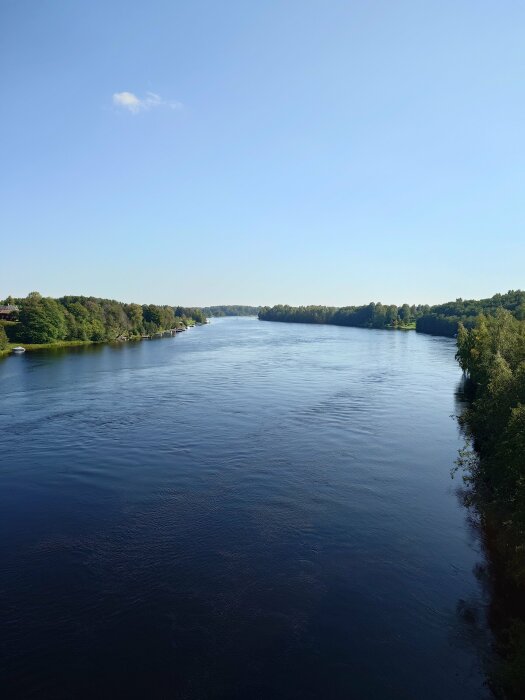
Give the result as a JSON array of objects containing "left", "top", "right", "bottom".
[
  {"left": 259, "top": 303, "right": 429, "bottom": 329},
  {"left": 0, "top": 293, "right": 207, "bottom": 346},
  {"left": 417, "top": 290, "right": 525, "bottom": 337},
  {"left": 456, "top": 311, "right": 525, "bottom": 698},
  {"left": 200, "top": 305, "right": 260, "bottom": 317},
  {"left": 259, "top": 291, "right": 525, "bottom": 337}
]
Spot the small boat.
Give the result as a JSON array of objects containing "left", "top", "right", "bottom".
[{"left": 12, "top": 346, "right": 26, "bottom": 354}]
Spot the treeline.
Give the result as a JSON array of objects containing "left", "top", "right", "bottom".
[
  {"left": 456, "top": 311, "right": 525, "bottom": 697},
  {"left": 416, "top": 290, "right": 525, "bottom": 337},
  {"left": 1, "top": 293, "right": 207, "bottom": 345},
  {"left": 259, "top": 303, "right": 428, "bottom": 329},
  {"left": 174, "top": 307, "right": 207, "bottom": 324},
  {"left": 200, "top": 305, "right": 260, "bottom": 317},
  {"left": 259, "top": 291, "right": 525, "bottom": 337}
]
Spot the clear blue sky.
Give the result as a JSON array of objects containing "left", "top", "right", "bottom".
[{"left": 1, "top": 1, "right": 523, "bottom": 306}]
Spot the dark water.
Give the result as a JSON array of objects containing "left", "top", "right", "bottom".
[{"left": 0, "top": 318, "right": 491, "bottom": 699}]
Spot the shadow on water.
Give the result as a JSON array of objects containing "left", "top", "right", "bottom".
[{"left": 452, "top": 377, "right": 520, "bottom": 698}]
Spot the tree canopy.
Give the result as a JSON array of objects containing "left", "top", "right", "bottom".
[
  {"left": 259, "top": 291, "right": 525, "bottom": 337},
  {"left": 0, "top": 324, "right": 8, "bottom": 351},
  {"left": 456, "top": 310, "right": 525, "bottom": 697},
  {"left": 258, "top": 302, "right": 425, "bottom": 329},
  {"left": 2, "top": 294, "right": 207, "bottom": 344},
  {"left": 416, "top": 290, "right": 525, "bottom": 337},
  {"left": 200, "top": 305, "right": 260, "bottom": 317}
]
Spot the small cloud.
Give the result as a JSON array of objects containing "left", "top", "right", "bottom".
[
  {"left": 113, "top": 91, "right": 142, "bottom": 113},
  {"left": 112, "top": 91, "right": 183, "bottom": 114}
]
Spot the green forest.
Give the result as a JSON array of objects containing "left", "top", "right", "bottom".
[
  {"left": 200, "top": 305, "right": 260, "bottom": 317},
  {"left": 259, "top": 291, "right": 525, "bottom": 337},
  {"left": 417, "top": 290, "right": 525, "bottom": 337},
  {"left": 258, "top": 303, "right": 426, "bottom": 329},
  {"left": 0, "top": 293, "right": 207, "bottom": 347},
  {"left": 456, "top": 311, "right": 525, "bottom": 698},
  {"left": 0, "top": 324, "right": 9, "bottom": 352}
]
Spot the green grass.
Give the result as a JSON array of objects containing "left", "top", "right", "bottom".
[
  {"left": 1, "top": 329, "right": 193, "bottom": 357},
  {"left": 5, "top": 339, "right": 94, "bottom": 354},
  {"left": 385, "top": 322, "right": 416, "bottom": 330}
]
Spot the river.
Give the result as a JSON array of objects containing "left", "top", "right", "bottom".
[{"left": 0, "top": 317, "right": 491, "bottom": 698}]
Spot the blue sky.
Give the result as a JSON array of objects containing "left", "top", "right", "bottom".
[{"left": 1, "top": 1, "right": 524, "bottom": 306}]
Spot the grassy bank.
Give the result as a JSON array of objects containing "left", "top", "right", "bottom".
[
  {"left": 3, "top": 339, "right": 95, "bottom": 355},
  {"left": 0, "top": 328, "right": 198, "bottom": 358}
]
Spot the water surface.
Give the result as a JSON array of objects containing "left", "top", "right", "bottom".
[{"left": 0, "top": 318, "right": 490, "bottom": 698}]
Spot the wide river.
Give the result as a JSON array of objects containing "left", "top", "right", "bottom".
[{"left": 0, "top": 317, "right": 491, "bottom": 699}]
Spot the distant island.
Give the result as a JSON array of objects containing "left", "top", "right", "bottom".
[{"left": 258, "top": 290, "right": 525, "bottom": 338}]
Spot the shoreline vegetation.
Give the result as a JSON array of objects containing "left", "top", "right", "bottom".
[
  {"left": 456, "top": 311, "right": 525, "bottom": 699},
  {"left": 258, "top": 290, "right": 525, "bottom": 337},
  {"left": 0, "top": 293, "right": 208, "bottom": 357},
  {"left": 201, "top": 305, "right": 260, "bottom": 317},
  {"left": 1, "top": 339, "right": 95, "bottom": 357}
]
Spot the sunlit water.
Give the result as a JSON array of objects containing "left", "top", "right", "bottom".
[{"left": 0, "top": 318, "right": 491, "bottom": 698}]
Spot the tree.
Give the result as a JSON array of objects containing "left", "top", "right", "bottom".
[
  {"left": 399, "top": 304, "right": 412, "bottom": 325},
  {"left": 385, "top": 305, "right": 399, "bottom": 327},
  {"left": 18, "top": 295, "right": 67, "bottom": 343},
  {"left": 0, "top": 325, "right": 8, "bottom": 351}
]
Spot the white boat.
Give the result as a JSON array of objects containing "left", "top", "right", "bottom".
[{"left": 12, "top": 346, "right": 26, "bottom": 354}]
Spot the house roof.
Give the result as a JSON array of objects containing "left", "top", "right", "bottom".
[{"left": 0, "top": 305, "right": 19, "bottom": 313}]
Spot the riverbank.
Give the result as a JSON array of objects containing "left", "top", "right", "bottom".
[
  {"left": 8, "top": 339, "right": 95, "bottom": 353},
  {"left": 258, "top": 292, "right": 525, "bottom": 338},
  {"left": 456, "top": 312, "right": 525, "bottom": 699},
  {"left": 0, "top": 294, "right": 206, "bottom": 354},
  {"left": 0, "top": 327, "right": 198, "bottom": 358},
  {"left": 0, "top": 294, "right": 208, "bottom": 359}
]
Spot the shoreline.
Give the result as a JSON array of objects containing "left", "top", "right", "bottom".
[{"left": 0, "top": 329, "right": 198, "bottom": 358}]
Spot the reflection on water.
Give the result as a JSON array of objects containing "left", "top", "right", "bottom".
[
  {"left": 0, "top": 318, "right": 493, "bottom": 698},
  {"left": 452, "top": 378, "right": 517, "bottom": 696}
]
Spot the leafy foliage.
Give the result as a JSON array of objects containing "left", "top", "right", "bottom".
[
  {"left": 200, "top": 306, "right": 260, "bottom": 317},
  {"left": 258, "top": 303, "right": 426, "bottom": 329},
  {"left": 456, "top": 311, "right": 525, "bottom": 698},
  {"left": 417, "top": 290, "right": 525, "bottom": 337},
  {"left": 174, "top": 307, "right": 208, "bottom": 324},
  {"left": 18, "top": 293, "right": 68, "bottom": 344},
  {"left": 0, "top": 324, "right": 8, "bottom": 351},
  {"left": 7, "top": 293, "right": 204, "bottom": 344},
  {"left": 259, "top": 291, "right": 525, "bottom": 337}
]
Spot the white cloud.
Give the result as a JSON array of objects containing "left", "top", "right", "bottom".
[{"left": 112, "top": 91, "right": 182, "bottom": 114}]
